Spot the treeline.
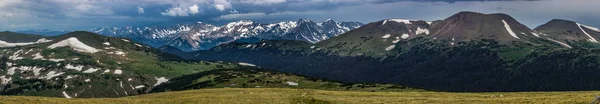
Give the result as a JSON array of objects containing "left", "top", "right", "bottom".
[{"left": 182, "top": 39, "right": 600, "bottom": 92}]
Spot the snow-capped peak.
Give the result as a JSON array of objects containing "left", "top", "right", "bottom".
[
  {"left": 298, "top": 18, "right": 313, "bottom": 23},
  {"left": 324, "top": 18, "right": 334, "bottom": 22},
  {"left": 90, "top": 19, "right": 363, "bottom": 51}
]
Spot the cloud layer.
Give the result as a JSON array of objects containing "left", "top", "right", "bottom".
[{"left": 0, "top": 0, "right": 599, "bottom": 31}]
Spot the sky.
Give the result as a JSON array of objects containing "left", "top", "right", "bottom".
[{"left": 1, "top": 0, "right": 599, "bottom": 31}]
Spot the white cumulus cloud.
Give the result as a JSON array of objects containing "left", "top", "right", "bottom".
[
  {"left": 161, "top": 4, "right": 202, "bottom": 17},
  {"left": 137, "top": 7, "right": 145, "bottom": 14},
  {"left": 189, "top": 4, "right": 199, "bottom": 13},
  {"left": 214, "top": 4, "right": 226, "bottom": 11},
  {"left": 214, "top": 0, "right": 232, "bottom": 11}
]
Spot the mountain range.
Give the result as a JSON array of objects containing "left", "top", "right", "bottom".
[
  {"left": 89, "top": 19, "right": 363, "bottom": 51},
  {"left": 4, "top": 11, "right": 600, "bottom": 98},
  {"left": 177, "top": 11, "right": 600, "bottom": 92}
]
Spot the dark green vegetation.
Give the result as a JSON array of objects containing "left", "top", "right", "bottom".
[
  {"left": 153, "top": 67, "right": 423, "bottom": 92},
  {"left": 183, "top": 37, "right": 600, "bottom": 92}
]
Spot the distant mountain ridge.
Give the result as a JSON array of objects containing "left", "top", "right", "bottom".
[{"left": 90, "top": 19, "right": 363, "bottom": 51}]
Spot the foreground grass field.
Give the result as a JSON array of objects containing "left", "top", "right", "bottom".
[{"left": 1, "top": 88, "right": 598, "bottom": 104}]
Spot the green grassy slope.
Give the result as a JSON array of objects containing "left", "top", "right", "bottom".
[{"left": 1, "top": 88, "right": 598, "bottom": 104}]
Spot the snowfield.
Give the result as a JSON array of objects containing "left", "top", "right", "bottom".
[
  {"left": 401, "top": 34, "right": 410, "bottom": 39},
  {"left": 547, "top": 38, "right": 573, "bottom": 48},
  {"left": 381, "top": 34, "right": 391, "bottom": 39},
  {"left": 385, "top": 45, "right": 396, "bottom": 51},
  {"left": 82, "top": 68, "right": 100, "bottom": 73},
  {"left": 576, "top": 23, "right": 599, "bottom": 43},
  {"left": 41, "top": 71, "right": 65, "bottom": 80},
  {"left": 239, "top": 62, "right": 257, "bottom": 67},
  {"left": 154, "top": 77, "right": 169, "bottom": 86},
  {"left": 114, "top": 69, "right": 123, "bottom": 74},
  {"left": 286, "top": 81, "right": 299, "bottom": 86},
  {"left": 502, "top": 20, "right": 520, "bottom": 39},
  {"left": 416, "top": 27, "right": 430, "bottom": 35},
  {"left": 48, "top": 37, "right": 100, "bottom": 53},
  {"left": 62, "top": 91, "right": 72, "bottom": 98},
  {"left": 65, "top": 64, "right": 84, "bottom": 71},
  {"left": 1, "top": 75, "right": 11, "bottom": 85},
  {"left": 0, "top": 38, "right": 52, "bottom": 48}
]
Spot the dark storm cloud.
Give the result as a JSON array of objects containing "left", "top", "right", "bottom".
[{"left": 0, "top": 0, "right": 597, "bottom": 31}]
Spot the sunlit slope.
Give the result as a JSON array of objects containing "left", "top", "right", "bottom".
[{"left": 1, "top": 88, "right": 598, "bottom": 104}]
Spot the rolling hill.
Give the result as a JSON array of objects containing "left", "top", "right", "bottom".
[{"left": 0, "top": 31, "right": 248, "bottom": 98}]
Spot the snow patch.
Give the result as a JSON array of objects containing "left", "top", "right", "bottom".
[
  {"left": 65, "top": 64, "right": 84, "bottom": 71},
  {"left": 401, "top": 34, "right": 409, "bottom": 39},
  {"left": 576, "top": 23, "right": 599, "bottom": 43},
  {"left": 580, "top": 24, "right": 600, "bottom": 33},
  {"left": 135, "top": 85, "right": 145, "bottom": 89},
  {"left": 85, "top": 79, "right": 91, "bottom": 82},
  {"left": 7, "top": 66, "right": 44, "bottom": 76},
  {"left": 154, "top": 77, "right": 169, "bottom": 87},
  {"left": 531, "top": 32, "right": 540, "bottom": 37},
  {"left": 0, "top": 38, "right": 52, "bottom": 48},
  {"left": 41, "top": 71, "right": 65, "bottom": 80},
  {"left": 547, "top": 38, "right": 573, "bottom": 48},
  {"left": 9, "top": 50, "right": 24, "bottom": 60},
  {"left": 48, "top": 59, "right": 65, "bottom": 62},
  {"left": 32, "top": 53, "right": 45, "bottom": 60},
  {"left": 103, "top": 42, "right": 110, "bottom": 46},
  {"left": 1, "top": 75, "right": 11, "bottom": 85},
  {"left": 381, "top": 34, "right": 391, "bottom": 39},
  {"left": 114, "top": 69, "right": 122, "bottom": 74},
  {"left": 385, "top": 45, "right": 396, "bottom": 51},
  {"left": 121, "top": 39, "right": 130, "bottom": 42},
  {"left": 415, "top": 27, "right": 429, "bottom": 35},
  {"left": 392, "top": 39, "right": 400, "bottom": 43},
  {"left": 502, "top": 20, "right": 520, "bottom": 39},
  {"left": 239, "top": 62, "right": 256, "bottom": 67},
  {"left": 82, "top": 68, "right": 99, "bottom": 73},
  {"left": 286, "top": 81, "right": 299, "bottom": 86},
  {"left": 65, "top": 75, "right": 77, "bottom": 79},
  {"left": 62, "top": 91, "right": 72, "bottom": 98},
  {"left": 48, "top": 37, "right": 100, "bottom": 53}
]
